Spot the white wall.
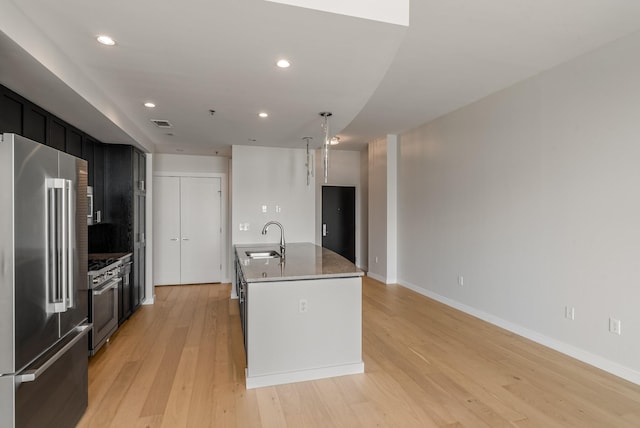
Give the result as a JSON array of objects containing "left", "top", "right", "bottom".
[
  {"left": 154, "top": 153, "right": 228, "bottom": 174},
  {"left": 396, "top": 31, "right": 640, "bottom": 383},
  {"left": 314, "top": 149, "right": 367, "bottom": 269},
  {"left": 368, "top": 135, "right": 398, "bottom": 282},
  {"left": 153, "top": 153, "right": 230, "bottom": 282},
  {"left": 232, "top": 145, "right": 315, "bottom": 246},
  {"left": 368, "top": 137, "right": 387, "bottom": 281},
  {"left": 386, "top": 136, "right": 398, "bottom": 284},
  {"left": 360, "top": 148, "right": 369, "bottom": 272}
]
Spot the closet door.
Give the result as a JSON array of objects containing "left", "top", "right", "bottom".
[
  {"left": 180, "top": 177, "right": 221, "bottom": 284},
  {"left": 153, "top": 176, "right": 181, "bottom": 285}
]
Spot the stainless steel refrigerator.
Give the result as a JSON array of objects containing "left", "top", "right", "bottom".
[{"left": 0, "top": 133, "right": 92, "bottom": 428}]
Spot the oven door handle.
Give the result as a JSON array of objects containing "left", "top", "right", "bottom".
[{"left": 93, "top": 278, "right": 122, "bottom": 296}]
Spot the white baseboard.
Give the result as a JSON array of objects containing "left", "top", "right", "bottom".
[
  {"left": 245, "top": 362, "right": 365, "bottom": 390},
  {"left": 366, "top": 272, "right": 387, "bottom": 284},
  {"left": 398, "top": 279, "right": 640, "bottom": 386}
]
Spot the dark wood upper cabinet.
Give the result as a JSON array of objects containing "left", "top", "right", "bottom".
[
  {"left": 0, "top": 85, "right": 143, "bottom": 289},
  {"left": 93, "top": 142, "right": 105, "bottom": 220},
  {"left": 49, "top": 119, "right": 67, "bottom": 152},
  {"left": 82, "top": 138, "right": 95, "bottom": 186},
  {"left": 0, "top": 90, "right": 22, "bottom": 134},
  {"left": 23, "top": 105, "right": 48, "bottom": 144},
  {"left": 66, "top": 129, "right": 83, "bottom": 158}
]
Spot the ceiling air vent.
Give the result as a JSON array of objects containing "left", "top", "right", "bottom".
[{"left": 150, "top": 119, "right": 173, "bottom": 128}]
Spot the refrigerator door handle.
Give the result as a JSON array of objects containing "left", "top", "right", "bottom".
[
  {"left": 47, "top": 179, "right": 67, "bottom": 313},
  {"left": 59, "top": 179, "right": 68, "bottom": 310},
  {"left": 65, "top": 179, "right": 74, "bottom": 309},
  {"left": 16, "top": 324, "right": 92, "bottom": 383}
]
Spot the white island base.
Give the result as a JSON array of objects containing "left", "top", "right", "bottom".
[{"left": 245, "top": 276, "right": 364, "bottom": 389}]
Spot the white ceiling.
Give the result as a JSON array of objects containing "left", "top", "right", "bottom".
[{"left": 2, "top": 0, "right": 640, "bottom": 156}]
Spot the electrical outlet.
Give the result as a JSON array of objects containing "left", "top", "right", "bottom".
[
  {"left": 458, "top": 275, "right": 464, "bottom": 286},
  {"left": 609, "top": 317, "right": 621, "bottom": 335},
  {"left": 565, "top": 306, "right": 575, "bottom": 320},
  {"left": 375, "top": 256, "right": 379, "bottom": 264},
  {"left": 276, "top": 205, "right": 282, "bottom": 213},
  {"left": 299, "top": 299, "right": 308, "bottom": 313},
  {"left": 261, "top": 205, "right": 267, "bottom": 213}
]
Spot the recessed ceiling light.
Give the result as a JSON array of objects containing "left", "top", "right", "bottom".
[
  {"left": 258, "top": 112, "right": 269, "bottom": 118},
  {"left": 96, "top": 35, "right": 116, "bottom": 46},
  {"left": 276, "top": 59, "right": 291, "bottom": 68},
  {"left": 144, "top": 102, "right": 156, "bottom": 108}
]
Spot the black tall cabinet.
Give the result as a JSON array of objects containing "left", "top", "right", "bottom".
[{"left": 103, "top": 144, "right": 147, "bottom": 311}]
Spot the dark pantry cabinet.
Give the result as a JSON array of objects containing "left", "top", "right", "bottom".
[{"left": 102, "top": 144, "right": 147, "bottom": 312}]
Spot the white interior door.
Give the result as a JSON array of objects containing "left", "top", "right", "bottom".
[
  {"left": 180, "top": 177, "right": 221, "bottom": 284},
  {"left": 153, "top": 176, "right": 181, "bottom": 285}
]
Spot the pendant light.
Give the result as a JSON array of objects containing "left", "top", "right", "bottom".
[
  {"left": 302, "top": 137, "right": 314, "bottom": 186},
  {"left": 319, "top": 112, "right": 332, "bottom": 184}
]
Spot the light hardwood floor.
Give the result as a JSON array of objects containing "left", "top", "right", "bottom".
[{"left": 77, "top": 277, "right": 640, "bottom": 427}]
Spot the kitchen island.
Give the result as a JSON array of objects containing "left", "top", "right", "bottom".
[{"left": 235, "top": 242, "right": 364, "bottom": 389}]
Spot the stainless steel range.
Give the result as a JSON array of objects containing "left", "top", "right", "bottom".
[{"left": 87, "top": 257, "right": 122, "bottom": 355}]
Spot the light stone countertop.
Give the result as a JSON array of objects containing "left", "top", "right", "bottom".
[{"left": 235, "top": 242, "right": 363, "bottom": 283}]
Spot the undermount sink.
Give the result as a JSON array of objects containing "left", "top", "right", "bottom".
[{"left": 245, "top": 250, "right": 281, "bottom": 259}]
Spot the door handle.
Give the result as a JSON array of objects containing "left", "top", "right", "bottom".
[
  {"left": 93, "top": 278, "right": 121, "bottom": 296},
  {"left": 170, "top": 238, "right": 179, "bottom": 241},
  {"left": 47, "top": 178, "right": 68, "bottom": 314},
  {"left": 17, "top": 324, "right": 92, "bottom": 382},
  {"left": 182, "top": 238, "right": 190, "bottom": 241},
  {"left": 322, "top": 224, "right": 327, "bottom": 237},
  {"left": 65, "top": 179, "right": 74, "bottom": 309}
]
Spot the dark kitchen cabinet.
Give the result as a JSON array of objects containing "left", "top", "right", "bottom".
[
  {"left": 133, "top": 149, "right": 147, "bottom": 309},
  {"left": 0, "top": 83, "right": 92, "bottom": 159},
  {"left": 103, "top": 144, "right": 146, "bottom": 314},
  {"left": 49, "top": 119, "right": 67, "bottom": 152},
  {"left": 0, "top": 82, "right": 135, "bottom": 279},
  {"left": 23, "top": 105, "right": 47, "bottom": 144},
  {"left": 82, "top": 138, "right": 95, "bottom": 186},
  {"left": 82, "top": 137, "right": 105, "bottom": 224},
  {"left": 93, "top": 142, "right": 105, "bottom": 223},
  {"left": 0, "top": 89, "right": 22, "bottom": 134},
  {"left": 66, "top": 130, "right": 83, "bottom": 158}
]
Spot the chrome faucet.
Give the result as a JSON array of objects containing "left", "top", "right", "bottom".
[{"left": 261, "top": 221, "right": 285, "bottom": 257}]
